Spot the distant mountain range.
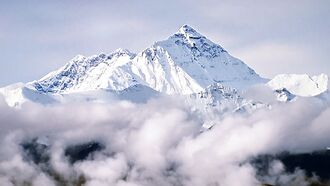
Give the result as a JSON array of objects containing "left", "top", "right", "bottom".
[{"left": 0, "top": 25, "right": 328, "bottom": 119}]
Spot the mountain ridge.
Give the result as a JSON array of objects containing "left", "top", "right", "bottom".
[{"left": 26, "top": 25, "right": 265, "bottom": 95}]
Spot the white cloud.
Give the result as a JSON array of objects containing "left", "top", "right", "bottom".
[{"left": 0, "top": 93, "right": 329, "bottom": 185}]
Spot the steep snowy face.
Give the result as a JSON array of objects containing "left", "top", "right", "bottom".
[
  {"left": 267, "top": 74, "right": 328, "bottom": 97},
  {"left": 30, "top": 49, "right": 137, "bottom": 93},
  {"left": 131, "top": 25, "right": 264, "bottom": 94},
  {"left": 67, "top": 49, "right": 139, "bottom": 92}
]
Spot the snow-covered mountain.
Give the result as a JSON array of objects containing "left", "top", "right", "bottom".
[
  {"left": 28, "top": 25, "right": 264, "bottom": 95},
  {"left": 0, "top": 25, "right": 328, "bottom": 112}
]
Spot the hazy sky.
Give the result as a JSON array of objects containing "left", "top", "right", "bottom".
[{"left": 0, "top": 0, "right": 329, "bottom": 86}]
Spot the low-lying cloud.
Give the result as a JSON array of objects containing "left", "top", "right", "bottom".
[{"left": 0, "top": 93, "right": 330, "bottom": 186}]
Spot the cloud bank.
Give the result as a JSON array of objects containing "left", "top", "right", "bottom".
[{"left": 0, "top": 93, "right": 330, "bottom": 186}]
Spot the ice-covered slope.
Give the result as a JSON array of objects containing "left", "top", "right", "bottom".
[
  {"left": 28, "top": 25, "right": 265, "bottom": 95},
  {"left": 267, "top": 74, "right": 328, "bottom": 97}
]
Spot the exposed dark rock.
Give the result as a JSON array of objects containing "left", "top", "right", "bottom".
[
  {"left": 252, "top": 150, "right": 330, "bottom": 185},
  {"left": 21, "top": 138, "right": 50, "bottom": 166},
  {"left": 64, "top": 141, "right": 105, "bottom": 164}
]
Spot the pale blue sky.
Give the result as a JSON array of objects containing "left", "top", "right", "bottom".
[{"left": 0, "top": 0, "right": 329, "bottom": 86}]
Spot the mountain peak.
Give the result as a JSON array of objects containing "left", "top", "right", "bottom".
[
  {"left": 113, "top": 48, "right": 132, "bottom": 55},
  {"left": 71, "top": 54, "right": 86, "bottom": 62},
  {"left": 178, "top": 24, "right": 204, "bottom": 39},
  {"left": 111, "top": 48, "right": 136, "bottom": 59}
]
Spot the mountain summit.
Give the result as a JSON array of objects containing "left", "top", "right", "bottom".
[
  {"left": 178, "top": 24, "right": 205, "bottom": 39},
  {"left": 28, "top": 25, "right": 264, "bottom": 95}
]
